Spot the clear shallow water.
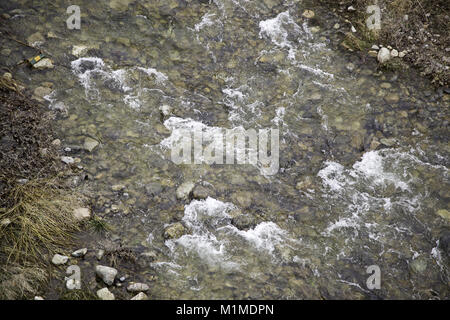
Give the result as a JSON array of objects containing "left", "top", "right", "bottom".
[{"left": 2, "top": 0, "right": 449, "bottom": 299}]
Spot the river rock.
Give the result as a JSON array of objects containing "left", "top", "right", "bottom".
[
  {"left": 130, "top": 292, "right": 148, "bottom": 300},
  {"left": 192, "top": 185, "right": 210, "bottom": 200},
  {"left": 73, "top": 207, "right": 91, "bottom": 221},
  {"left": 72, "top": 248, "right": 88, "bottom": 257},
  {"left": 377, "top": 47, "right": 391, "bottom": 64},
  {"left": 83, "top": 137, "right": 99, "bottom": 152},
  {"left": 176, "top": 181, "right": 195, "bottom": 200},
  {"left": 33, "top": 86, "right": 52, "bottom": 101},
  {"left": 51, "top": 254, "right": 68, "bottom": 265},
  {"left": 61, "top": 156, "right": 74, "bottom": 165},
  {"left": 127, "top": 282, "right": 150, "bottom": 292},
  {"left": 409, "top": 257, "right": 427, "bottom": 274},
  {"left": 33, "top": 58, "right": 54, "bottom": 70},
  {"left": 34, "top": 296, "right": 44, "bottom": 300},
  {"left": 96, "top": 265, "right": 118, "bottom": 285},
  {"left": 27, "top": 32, "right": 44, "bottom": 46},
  {"left": 97, "top": 287, "right": 115, "bottom": 300},
  {"left": 384, "top": 93, "right": 400, "bottom": 104},
  {"left": 436, "top": 209, "right": 450, "bottom": 221},
  {"left": 302, "top": 10, "right": 315, "bottom": 19},
  {"left": 390, "top": 49, "right": 399, "bottom": 57},
  {"left": 164, "top": 222, "right": 185, "bottom": 239}
]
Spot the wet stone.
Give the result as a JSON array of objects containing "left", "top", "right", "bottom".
[{"left": 164, "top": 222, "right": 185, "bottom": 239}]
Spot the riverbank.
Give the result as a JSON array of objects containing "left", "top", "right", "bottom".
[
  {"left": 0, "top": 73, "right": 91, "bottom": 299},
  {"left": 319, "top": 0, "right": 449, "bottom": 87}
]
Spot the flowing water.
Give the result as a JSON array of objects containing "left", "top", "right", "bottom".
[{"left": 2, "top": 0, "right": 449, "bottom": 299}]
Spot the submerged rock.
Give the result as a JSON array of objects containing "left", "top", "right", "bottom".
[
  {"left": 164, "top": 222, "right": 185, "bottom": 239},
  {"left": 95, "top": 265, "right": 118, "bottom": 286},
  {"left": 436, "top": 209, "right": 450, "bottom": 221},
  {"left": 302, "top": 10, "right": 315, "bottom": 19},
  {"left": 83, "top": 137, "right": 99, "bottom": 152},
  {"left": 33, "top": 58, "right": 54, "bottom": 70}
]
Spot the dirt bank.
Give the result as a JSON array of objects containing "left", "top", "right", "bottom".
[{"left": 319, "top": 0, "right": 449, "bottom": 87}]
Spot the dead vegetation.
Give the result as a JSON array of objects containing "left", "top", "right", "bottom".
[
  {"left": 0, "top": 75, "right": 85, "bottom": 299},
  {"left": 321, "top": 0, "right": 449, "bottom": 86}
]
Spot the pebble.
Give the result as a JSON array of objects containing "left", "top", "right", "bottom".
[
  {"left": 302, "top": 10, "right": 315, "bottom": 19},
  {"left": 130, "top": 292, "right": 148, "bottom": 300},
  {"left": 384, "top": 93, "right": 400, "bottom": 104},
  {"left": 71, "top": 248, "right": 88, "bottom": 257},
  {"left": 73, "top": 207, "right": 91, "bottom": 221},
  {"left": 97, "top": 287, "right": 115, "bottom": 300},
  {"left": 61, "top": 156, "right": 74, "bottom": 164},
  {"left": 127, "top": 282, "right": 150, "bottom": 292},
  {"left": 95, "top": 265, "right": 118, "bottom": 286},
  {"left": 164, "top": 222, "right": 185, "bottom": 239},
  {"left": 390, "top": 49, "right": 399, "bottom": 57},
  {"left": 34, "top": 296, "right": 44, "bottom": 300},
  {"left": 51, "top": 254, "right": 69, "bottom": 265}
]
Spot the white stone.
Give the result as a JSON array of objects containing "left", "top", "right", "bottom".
[
  {"left": 127, "top": 282, "right": 150, "bottom": 292},
  {"left": 371, "top": 45, "right": 380, "bottom": 50},
  {"left": 34, "top": 296, "right": 44, "bottom": 300},
  {"left": 399, "top": 51, "right": 407, "bottom": 58},
  {"left": 33, "top": 58, "right": 54, "bottom": 69},
  {"left": 97, "top": 288, "right": 115, "bottom": 300},
  {"left": 176, "top": 181, "right": 195, "bottom": 200},
  {"left": 95, "top": 265, "right": 118, "bottom": 286},
  {"left": 130, "top": 292, "right": 148, "bottom": 300},
  {"left": 377, "top": 47, "right": 391, "bottom": 63},
  {"left": 61, "top": 156, "right": 74, "bottom": 164},
  {"left": 348, "top": 6, "right": 356, "bottom": 11},
  {"left": 159, "top": 105, "right": 172, "bottom": 117},
  {"left": 390, "top": 49, "right": 399, "bottom": 57},
  {"left": 73, "top": 207, "right": 91, "bottom": 221},
  {"left": 71, "top": 248, "right": 88, "bottom": 257},
  {"left": 52, "top": 254, "right": 69, "bottom": 265}
]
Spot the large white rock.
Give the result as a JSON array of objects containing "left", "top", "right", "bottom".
[
  {"left": 95, "top": 265, "right": 118, "bottom": 286},
  {"left": 377, "top": 47, "right": 391, "bottom": 63}
]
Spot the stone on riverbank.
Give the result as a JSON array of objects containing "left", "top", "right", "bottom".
[
  {"left": 127, "top": 282, "right": 150, "bottom": 293},
  {"left": 97, "top": 287, "right": 115, "bottom": 300},
  {"left": 95, "top": 265, "right": 118, "bottom": 285},
  {"left": 51, "top": 254, "right": 68, "bottom": 265}
]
